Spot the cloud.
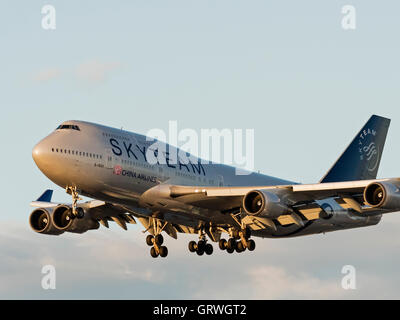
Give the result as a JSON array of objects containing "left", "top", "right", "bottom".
[
  {"left": 29, "top": 60, "right": 121, "bottom": 86},
  {"left": 31, "top": 68, "right": 62, "bottom": 83},
  {"left": 1, "top": 215, "right": 400, "bottom": 299},
  {"left": 245, "top": 266, "right": 344, "bottom": 299},
  {"left": 75, "top": 60, "right": 121, "bottom": 85}
]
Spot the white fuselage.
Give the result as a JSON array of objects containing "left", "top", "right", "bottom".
[{"left": 32, "top": 120, "right": 381, "bottom": 238}]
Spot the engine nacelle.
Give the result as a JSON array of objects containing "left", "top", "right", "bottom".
[
  {"left": 52, "top": 205, "right": 100, "bottom": 234},
  {"left": 29, "top": 208, "right": 64, "bottom": 235},
  {"left": 242, "top": 190, "right": 289, "bottom": 218},
  {"left": 364, "top": 180, "right": 400, "bottom": 209}
]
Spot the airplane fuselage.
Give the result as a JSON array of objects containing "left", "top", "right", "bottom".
[{"left": 32, "top": 120, "right": 381, "bottom": 239}]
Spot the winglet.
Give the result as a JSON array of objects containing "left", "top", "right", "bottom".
[
  {"left": 36, "top": 189, "right": 53, "bottom": 202},
  {"left": 320, "top": 115, "right": 391, "bottom": 183}
]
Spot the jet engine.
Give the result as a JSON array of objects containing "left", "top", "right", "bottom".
[
  {"left": 29, "top": 208, "right": 64, "bottom": 235},
  {"left": 364, "top": 180, "right": 400, "bottom": 209},
  {"left": 52, "top": 205, "right": 100, "bottom": 233},
  {"left": 242, "top": 190, "right": 290, "bottom": 218}
]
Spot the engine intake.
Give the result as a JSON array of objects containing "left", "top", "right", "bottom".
[
  {"left": 364, "top": 180, "right": 400, "bottom": 209},
  {"left": 242, "top": 190, "right": 289, "bottom": 218},
  {"left": 53, "top": 205, "right": 74, "bottom": 230},
  {"left": 52, "top": 205, "right": 99, "bottom": 233},
  {"left": 29, "top": 208, "right": 64, "bottom": 235}
]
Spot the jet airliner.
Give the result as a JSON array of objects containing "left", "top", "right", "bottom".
[{"left": 31, "top": 115, "right": 398, "bottom": 258}]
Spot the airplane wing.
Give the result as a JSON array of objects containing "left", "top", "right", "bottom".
[
  {"left": 138, "top": 177, "right": 400, "bottom": 230},
  {"left": 30, "top": 193, "right": 137, "bottom": 231}
]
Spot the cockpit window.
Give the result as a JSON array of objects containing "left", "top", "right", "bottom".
[{"left": 56, "top": 124, "right": 80, "bottom": 131}]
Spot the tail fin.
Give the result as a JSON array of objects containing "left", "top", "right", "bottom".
[{"left": 320, "top": 115, "right": 390, "bottom": 183}]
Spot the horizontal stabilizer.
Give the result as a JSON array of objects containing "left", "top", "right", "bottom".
[{"left": 36, "top": 189, "right": 53, "bottom": 202}]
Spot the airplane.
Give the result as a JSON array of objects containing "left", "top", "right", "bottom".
[{"left": 31, "top": 115, "right": 398, "bottom": 258}]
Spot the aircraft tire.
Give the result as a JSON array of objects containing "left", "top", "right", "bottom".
[
  {"left": 219, "top": 239, "right": 227, "bottom": 250},
  {"left": 188, "top": 241, "right": 197, "bottom": 252},
  {"left": 67, "top": 209, "right": 75, "bottom": 220},
  {"left": 236, "top": 241, "right": 245, "bottom": 253},
  {"left": 227, "top": 238, "right": 236, "bottom": 250},
  {"left": 197, "top": 240, "right": 206, "bottom": 251},
  {"left": 150, "top": 246, "right": 159, "bottom": 258},
  {"left": 205, "top": 243, "right": 213, "bottom": 255},
  {"left": 146, "top": 235, "right": 154, "bottom": 246},
  {"left": 247, "top": 239, "right": 256, "bottom": 251},
  {"left": 159, "top": 246, "right": 168, "bottom": 258},
  {"left": 155, "top": 234, "right": 164, "bottom": 246},
  {"left": 76, "top": 207, "right": 85, "bottom": 219}
]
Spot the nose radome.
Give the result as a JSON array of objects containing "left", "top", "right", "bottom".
[{"left": 32, "top": 140, "right": 47, "bottom": 165}]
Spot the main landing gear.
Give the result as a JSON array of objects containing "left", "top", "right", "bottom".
[
  {"left": 188, "top": 229, "right": 214, "bottom": 256},
  {"left": 219, "top": 228, "right": 256, "bottom": 254},
  {"left": 66, "top": 186, "right": 84, "bottom": 219},
  {"left": 187, "top": 227, "right": 256, "bottom": 256},
  {"left": 145, "top": 218, "right": 169, "bottom": 258},
  {"left": 146, "top": 234, "right": 168, "bottom": 258}
]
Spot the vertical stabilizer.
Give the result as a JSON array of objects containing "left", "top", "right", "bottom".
[{"left": 320, "top": 115, "right": 390, "bottom": 183}]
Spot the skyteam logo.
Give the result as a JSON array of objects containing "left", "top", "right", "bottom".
[{"left": 358, "top": 128, "right": 380, "bottom": 172}]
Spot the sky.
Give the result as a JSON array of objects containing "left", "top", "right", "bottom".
[{"left": 1, "top": 0, "right": 400, "bottom": 299}]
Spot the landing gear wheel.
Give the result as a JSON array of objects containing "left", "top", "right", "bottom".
[
  {"left": 226, "top": 247, "right": 234, "bottom": 254},
  {"left": 227, "top": 238, "right": 236, "bottom": 250},
  {"left": 205, "top": 243, "right": 213, "bottom": 255},
  {"left": 150, "top": 246, "right": 159, "bottom": 258},
  {"left": 76, "top": 207, "right": 85, "bottom": 219},
  {"left": 196, "top": 247, "right": 205, "bottom": 256},
  {"left": 154, "top": 234, "right": 164, "bottom": 246},
  {"left": 188, "top": 241, "right": 197, "bottom": 253},
  {"left": 236, "top": 241, "right": 245, "bottom": 253},
  {"left": 67, "top": 209, "right": 75, "bottom": 220},
  {"left": 159, "top": 246, "right": 168, "bottom": 258},
  {"left": 247, "top": 239, "right": 256, "bottom": 251},
  {"left": 146, "top": 235, "right": 154, "bottom": 246},
  {"left": 219, "top": 239, "right": 227, "bottom": 250},
  {"left": 197, "top": 240, "right": 206, "bottom": 252}
]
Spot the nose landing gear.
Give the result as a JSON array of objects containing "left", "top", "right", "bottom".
[{"left": 66, "top": 186, "right": 84, "bottom": 219}]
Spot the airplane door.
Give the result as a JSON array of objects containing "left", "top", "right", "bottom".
[
  {"left": 217, "top": 174, "right": 224, "bottom": 186},
  {"left": 104, "top": 148, "right": 114, "bottom": 169}
]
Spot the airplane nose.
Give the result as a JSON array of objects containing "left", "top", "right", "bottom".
[
  {"left": 32, "top": 141, "right": 43, "bottom": 163},
  {"left": 32, "top": 139, "right": 49, "bottom": 168}
]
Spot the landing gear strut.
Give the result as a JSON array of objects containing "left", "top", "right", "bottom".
[
  {"left": 219, "top": 228, "right": 255, "bottom": 254},
  {"left": 188, "top": 228, "right": 213, "bottom": 256},
  {"left": 145, "top": 218, "right": 168, "bottom": 258},
  {"left": 66, "top": 186, "right": 84, "bottom": 219}
]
